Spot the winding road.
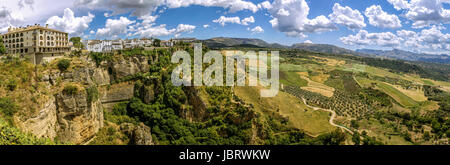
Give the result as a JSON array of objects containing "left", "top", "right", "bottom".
[{"left": 300, "top": 97, "right": 354, "bottom": 135}]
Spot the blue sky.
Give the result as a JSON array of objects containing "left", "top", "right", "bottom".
[{"left": 2, "top": 0, "right": 450, "bottom": 54}]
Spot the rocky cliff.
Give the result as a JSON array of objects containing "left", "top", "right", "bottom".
[{"left": 14, "top": 55, "right": 152, "bottom": 144}]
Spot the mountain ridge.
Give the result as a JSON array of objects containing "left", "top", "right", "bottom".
[{"left": 199, "top": 37, "right": 450, "bottom": 64}]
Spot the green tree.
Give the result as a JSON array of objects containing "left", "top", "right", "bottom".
[
  {"left": 57, "top": 59, "right": 71, "bottom": 72},
  {"left": 153, "top": 39, "right": 161, "bottom": 47},
  {"left": 0, "top": 37, "right": 6, "bottom": 55},
  {"left": 70, "top": 37, "right": 84, "bottom": 50}
]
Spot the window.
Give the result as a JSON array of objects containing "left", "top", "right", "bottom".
[{"left": 40, "top": 41, "right": 43, "bottom": 46}]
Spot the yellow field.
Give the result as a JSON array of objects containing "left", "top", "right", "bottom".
[
  {"left": 314, "top": 56, "right": 346, "bottom": 66},
  {"left": 234, "top": 86, "right": 335, "bottom": 136},
  {"left": 390, "top": 85, "right": 428, "bottom": 102},
  {"left": 297, "top": 72, "right": 335, "bottom": 97}
]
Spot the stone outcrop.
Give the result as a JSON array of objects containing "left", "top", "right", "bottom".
[
  {"left": 15, "top": 97, "right": 58, "bottom": 139},
  {"left": 181, "top": 87, "right": 208, "bottom": 122},
  {"left": 55, "top": 91, "right": 103, "bottom": 144},
  {"left": 108, "top": 56, "right": 149, "bottom": 81},
  {"left": 120, "top": 123, "right": 154, "bottom": 145},
  {"left": 16, "top": 55, "right": 152, "bottom": 144},
  {"left": 100, "top": 82, "right": 135, "bottom": 111}
]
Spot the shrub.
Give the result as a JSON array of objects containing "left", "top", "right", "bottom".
[
  {"left": 86, "top": 86, "right": 99, "bottom": 103},
  {"left": 62, "top": 85, "right": 78, "bottom": 95},
  {"left": 57, "top": 59, "right": 71, "bottom": 72},
  {"left": 0, "top": 97, "right": 18, "bottom": 124}
]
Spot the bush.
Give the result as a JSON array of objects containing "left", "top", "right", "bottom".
[
  {"left": 0, "top": 118, "right": 58, "bottom": 145},
  {"left": 62, "top": 85, "right": 78, "bottom": 95},
  {"left": 86, "top": 86, "right": 99, "bottom": 103},
  {"left": 57, "top": 59, "right": 71, "bottom": 72},
  {"left": 0, "top": 98, "right": 18, "bottom": 124}
]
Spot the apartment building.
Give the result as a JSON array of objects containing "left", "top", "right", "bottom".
[{"left": 0, "top": 24, "right": 70, "bottom": 64}]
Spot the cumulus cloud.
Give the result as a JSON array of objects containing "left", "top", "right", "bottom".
[
  {"left": 329, "top": 3, "right": 366, "bottom": 30},
  {"left": 165, "top": 0, "right": 259, "bottom": 13},
  {"left": 365, "top": 5, "right": 401, "bottom": 29},
  {"left": 203, "top": 24, "right": 210, "bottom": 28},
  {"left": 387, "top": 0, "right": 450, "bottom": 28},
  {"left": 340, "top": 30, "right": 401, "bottom": 47},
  {"left": 46, "top": 8, "right": 94, "bottom": 36},
  {"left": 241, "top": 16, "right": 255, "bottom": 26},
  {"left": 213, "top": 16, "right": 241, "bottom": 26},
  {"left": 341, "top": 25, "right": 450, "bottom": 51},
  {"left": 258, "top": 1, "right": 272, "bottom": 10},
  {"left": 0, "top": 6, "right": 25, "bottom": 33},
  {"left": 96, "top": 16, "right": 135, "bottom": 38},
  {"left": 250, "top": 26, "right": 264, "bottom": 34},
  {"left": 133, "top": 23, "right": 196, "bottom": 38},
  {"left": 387, "top": 0, "right": 410, "bottom": 10},
  {"left": 75, "top": 0, "right": 258, "bottom": 17},
  {"left": 266, "top": 0, "right": 337, "bottom": 38}
]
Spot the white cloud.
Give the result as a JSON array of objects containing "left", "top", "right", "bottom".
[
  {"left": 341, "top": 25, "right": 450, "bottom": 52},
  {"left": 203, "top": 24, "right": 210, "bottom": 28},
  {"left": 165, "top": 0, "right": 259, "bottom": 13},
  {"left": 46, "top": 8, "right": 94, "bottom": 36},
  {"left": 365, "top": 5, "right": 402, "bottom": 29},
  {"left": 277, "top": 8, "right": 290, "bottom": 16},
  {"left": 75, "top": 0, "right": 259, "bottom": 17},
  {"left": 266, "top": 0, "right": 337, "bottom": 38},
  {"left": 241, "top": 16, "right": 255, "bottom": 26},
  {"left": 258, "top": 1, "right": 272, "bottom": 10},
  {"left": 387, "top": 0, "right": 450, "bottom": 28},
  {"left": 329, "top": 3, "right": 366, "bottom": 30},
  {"left": 213, "top": 16, "right": 241, "bottom": 26},
  {"left": 133, "top": 23, "right": 196, "bottom": 38},
  {"left": 340, "top": 30, "right": 401, "bottom": 47},
  {"left": 304, "top": 40, "right": 313, "bottom": 44},
  {"left": 387, "top": 0, "right": 410, "bottom": 10},
  {"left": 18, "top": 0, "right": 35, "bottom": 10},
  {"left": 0, "top": 7, "right": 25, "bottom": 33},
  {"left": 250, "top": 26, "right": 264, "bottom": 34},
  {"left": 96, "top": 16, "right": 135, "bottom": 38},
  {"left": 139, "top": 14, "right": 158, "bottom": 25}
]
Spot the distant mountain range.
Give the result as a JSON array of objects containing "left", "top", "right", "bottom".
[
  {"left": 198, "top": 37, "right": 450, "bottom": 64},
  {"left": 356, "top": 49, "right": 450, "bottom": 64}
]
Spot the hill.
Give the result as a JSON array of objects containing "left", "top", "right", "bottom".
[
  {"left": 201, "top": 37, "right": 287, "bottom": 49},
  {"left": 356, "top": 49, "right": 450, "bottom": 64},
  {"left": 290, "top": 43, "right": 364, "bottom": 56}
]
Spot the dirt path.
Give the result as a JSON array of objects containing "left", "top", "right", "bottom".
[{"left": 301, "top": 98, "right": 354, "bottom": 135}]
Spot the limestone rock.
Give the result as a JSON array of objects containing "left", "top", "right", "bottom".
[
  {"left": 120, "top": 123, "right": 154, "bottom": 145},
  {"left": 55, "top": 91, "right": 104, "bottom": 144}
]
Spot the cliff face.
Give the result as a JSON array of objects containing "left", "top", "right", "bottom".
[
  {"left": 54, "top": 91, "right": 103, "bottom": 144},
  {"left": 15, "top": 55, "right": 152, "bottom": 144}
]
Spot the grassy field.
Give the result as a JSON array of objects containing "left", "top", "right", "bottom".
[
  {"left": 299, "top": 74, "right": 335, "bottom": 98},
  {"left": 279, "top": 63, "right": 308, "bottom": 72},
  {"left": 376, "top": 82, "right": 419, "bottom": 107},
  {"left": 355, "top": 77, "right": 419, "bottom": 107},
  {"left": 234, "top": 86, "right": 335, "bottom": 136},
  {"left": 390, "top": 85, "right": 427, "bottom": 102},
  {"left": 280, "top": 71, "right": 308, "bottom": 87}
]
